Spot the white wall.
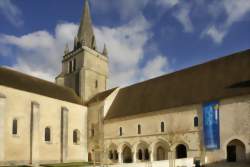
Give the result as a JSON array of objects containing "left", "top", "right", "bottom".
[{"left": 0, "top": 85, "right": 88, "bottom": 166}]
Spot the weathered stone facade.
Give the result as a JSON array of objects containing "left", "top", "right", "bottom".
[
  {"left": 0, "top": 86, "right": 88, "bottom": 166},
  {"left": 0, "top": 1, "right": 250, "bottom": 167}
]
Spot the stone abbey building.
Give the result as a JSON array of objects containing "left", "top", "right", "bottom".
[{"left": 0, "top": 0, "right": 250, "bottom": 166}]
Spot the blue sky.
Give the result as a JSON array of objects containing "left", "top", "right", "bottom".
[{"left": 0, "top": 0, "right": 250, "bottom": 87}]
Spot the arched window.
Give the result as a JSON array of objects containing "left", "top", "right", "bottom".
[
  {"left": 45, "top": 127, "right": 51, "bottom": 142},
  {"left": 119, "top": 127, "right": 123, "bottom": 136},
  {"left": 161, "top": 122, "right": 165, "bottom": 132},
  {"left": 73, "top": 129, "right": 80, "bottom": 144},
  {"left": 138, "top": 149, "right": 143, "bottom": 160},
  {"left": 145, "top": 149, "right": 150, "bottom": 160},
  {"left": 138, "top": 124, "right": 141, "bottom": 134},
  {"left": 12, "top": 119, "right": 18, "bottom": 135},
  {"left": 194, "top": 116, "right": 198, "bottom": 127}
]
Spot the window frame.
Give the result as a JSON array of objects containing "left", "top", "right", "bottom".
[
  {"left": 45, "top": 126, "right": 52, "bottom": 143},
  {"left": 160, "top": 121, "right": 165, "bottom": 133},
  {"left": 138, "top": 124, "right": 141, "bottom": 135},
  {"left": 119, "top": 127, "right": 123, "bottom": 136},
  {"left": 73, "top": 129, "right": 80, "bottom": 145},
  {"left": 12, "top": 118, "right": 18, "bottom": 136},
  {"left": 194, "top": 116, "right": 199, "bottom": 127}
]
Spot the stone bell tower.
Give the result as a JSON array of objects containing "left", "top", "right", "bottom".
[{"left": 56, "top": 0, "right": 109, "bottom": 103}]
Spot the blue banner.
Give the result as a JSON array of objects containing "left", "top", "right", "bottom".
[{"left": 203, "top": 101, "right": 220, "bottom": 150}]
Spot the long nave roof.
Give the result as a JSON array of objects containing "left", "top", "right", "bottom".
[{"left": 105, "top": 49, "right": 250, "bottom": 120}]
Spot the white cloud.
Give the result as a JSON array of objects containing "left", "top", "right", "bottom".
[
  {"left": 202, "top": 26, "right": 226, "bottom": 44},
  {"left": 92, "top": 0, "right": 149, "bottom": 21},
  {"left": 0, "top": 0, "right": 23, "bottom": 27},
  {"left": 174, "top": 5, "right": 194, "bottom": 32},
  {"left": 95, "top": 15, "right": 168, "bottom": 87},
  {"left": 0, "top": 17, "right": 170, "bottom": 88},
  {"left": 0, "top": 22, "right": 78, "bottom": 81},
  {"left": 203, "top": 0, "right": 250, "bottom": 44},
  {"left": 156, "top": 0, "right": 179, "bottom": 8},
  {"left": 223, "top": 0, "right": 250, "bottom": 27},
  {"left": 142, "top": 55, "right": 169, "bottom": 80}
]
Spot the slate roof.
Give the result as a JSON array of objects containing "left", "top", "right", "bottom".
[
  {"left": 0, "top": 67, "right": 82, "bottom": 105},
  {"left": 105, "top": 49, "right": 250, "bottom": 120}
]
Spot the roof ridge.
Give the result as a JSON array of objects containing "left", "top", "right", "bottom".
[{"left": 121, "top": 48, "right": 250, "bottom": 90}]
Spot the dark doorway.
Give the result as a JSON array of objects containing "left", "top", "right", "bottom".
[
  {"left": 227, "top": 145, "right": 236, "bottom": 162},
  {"left": 123, "top": 146, "right": 133, "bottom": 163},
  {"left": 156, "top": 146, "right": 165, "bottom": 161},
  {"left": 145, "top": 149, "right": 150, "bottom": 161},
  {"left": 88, "top": 152, "right": 92, "bottom": 162},
  {"left": 176, "top": 144, "right": 187, "bottom": 159},
  {"left": 227, "top": 139, "right": 246, "bottom": 162}
]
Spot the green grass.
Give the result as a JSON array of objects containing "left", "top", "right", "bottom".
[{"left": 41, "top": 162, "right": 93, "bottom": 167}]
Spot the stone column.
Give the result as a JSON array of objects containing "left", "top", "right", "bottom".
[
  {"left": 142, "top": 150, "right": 145, "bottom": 161},
  {"left": 30, "top": 102, "right": 40, "bottom": 165},
  {"left": 133, "top": 151, "right": 137, "bottom": 163},
  {"left": 61, "top": 107, "right": 68, "bottom": 162},
  {"left": 118, "top": 151, "right": 122, "bottom": 163},
  {"left": 169, "top": 151, "right": 175, "bottom": 167},
  {"left": 0, "top": 95, "right": 6, "bottom": 161},
  {"left": 150, "top": 150, "right": 154, "bottom": 162}
]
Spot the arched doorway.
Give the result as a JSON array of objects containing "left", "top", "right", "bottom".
[
  {"left": 156, "top": 146, "right": 165, "bottom": 161},
  {"left": 227, "top": 139, "right": 246, "bottom": 162},
  {"left": 123, "top": 146, "right": 133, "bottom": 163},
  {"left": 176, "top": 144, "right": 187, "bottom": 159}
]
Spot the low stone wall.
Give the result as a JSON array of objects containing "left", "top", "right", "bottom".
[{"left": 86, "top": 158, "right": 194, "bottom": 167}]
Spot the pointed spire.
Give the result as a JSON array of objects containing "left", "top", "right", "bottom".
[
  {"left": 77, "top": 0, "right": 95, "bottom": 49},
  {"left": 103, "top": 44, "right": 108, "bottom": 56}
]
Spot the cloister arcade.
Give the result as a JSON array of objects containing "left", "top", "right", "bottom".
[{"left": 106, "top": 140, "right": 189, "bottom": 164}]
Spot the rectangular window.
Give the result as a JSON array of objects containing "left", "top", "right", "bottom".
[
  {"left": 95, "top": 80, "right": 98, "bottom": 88},
  {"left": 119, "top": 127, "right": 122, "bottom": 136},
  {"left": 161, "top": 122, "right": 165, "bottom": 132},
  {"left": 12, "top": 119, "right": 18, "bottom": 135},
  {"left": 45, "top": 127, "right": 51, "bottom": 142},
  {"left": 138, "top": 124, "right": 141, "bottom": 134}
]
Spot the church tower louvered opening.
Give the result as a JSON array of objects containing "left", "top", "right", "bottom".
[{"left": 56, "top": 0, "right": 109, "bottom": 103}]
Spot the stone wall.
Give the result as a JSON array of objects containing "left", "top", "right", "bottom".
[
  {"left": 103, "top": 94, "right": 250, "bottom": 165},
  {"left": 0, "top": 85, "right": 88, "bottom": 166}
]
